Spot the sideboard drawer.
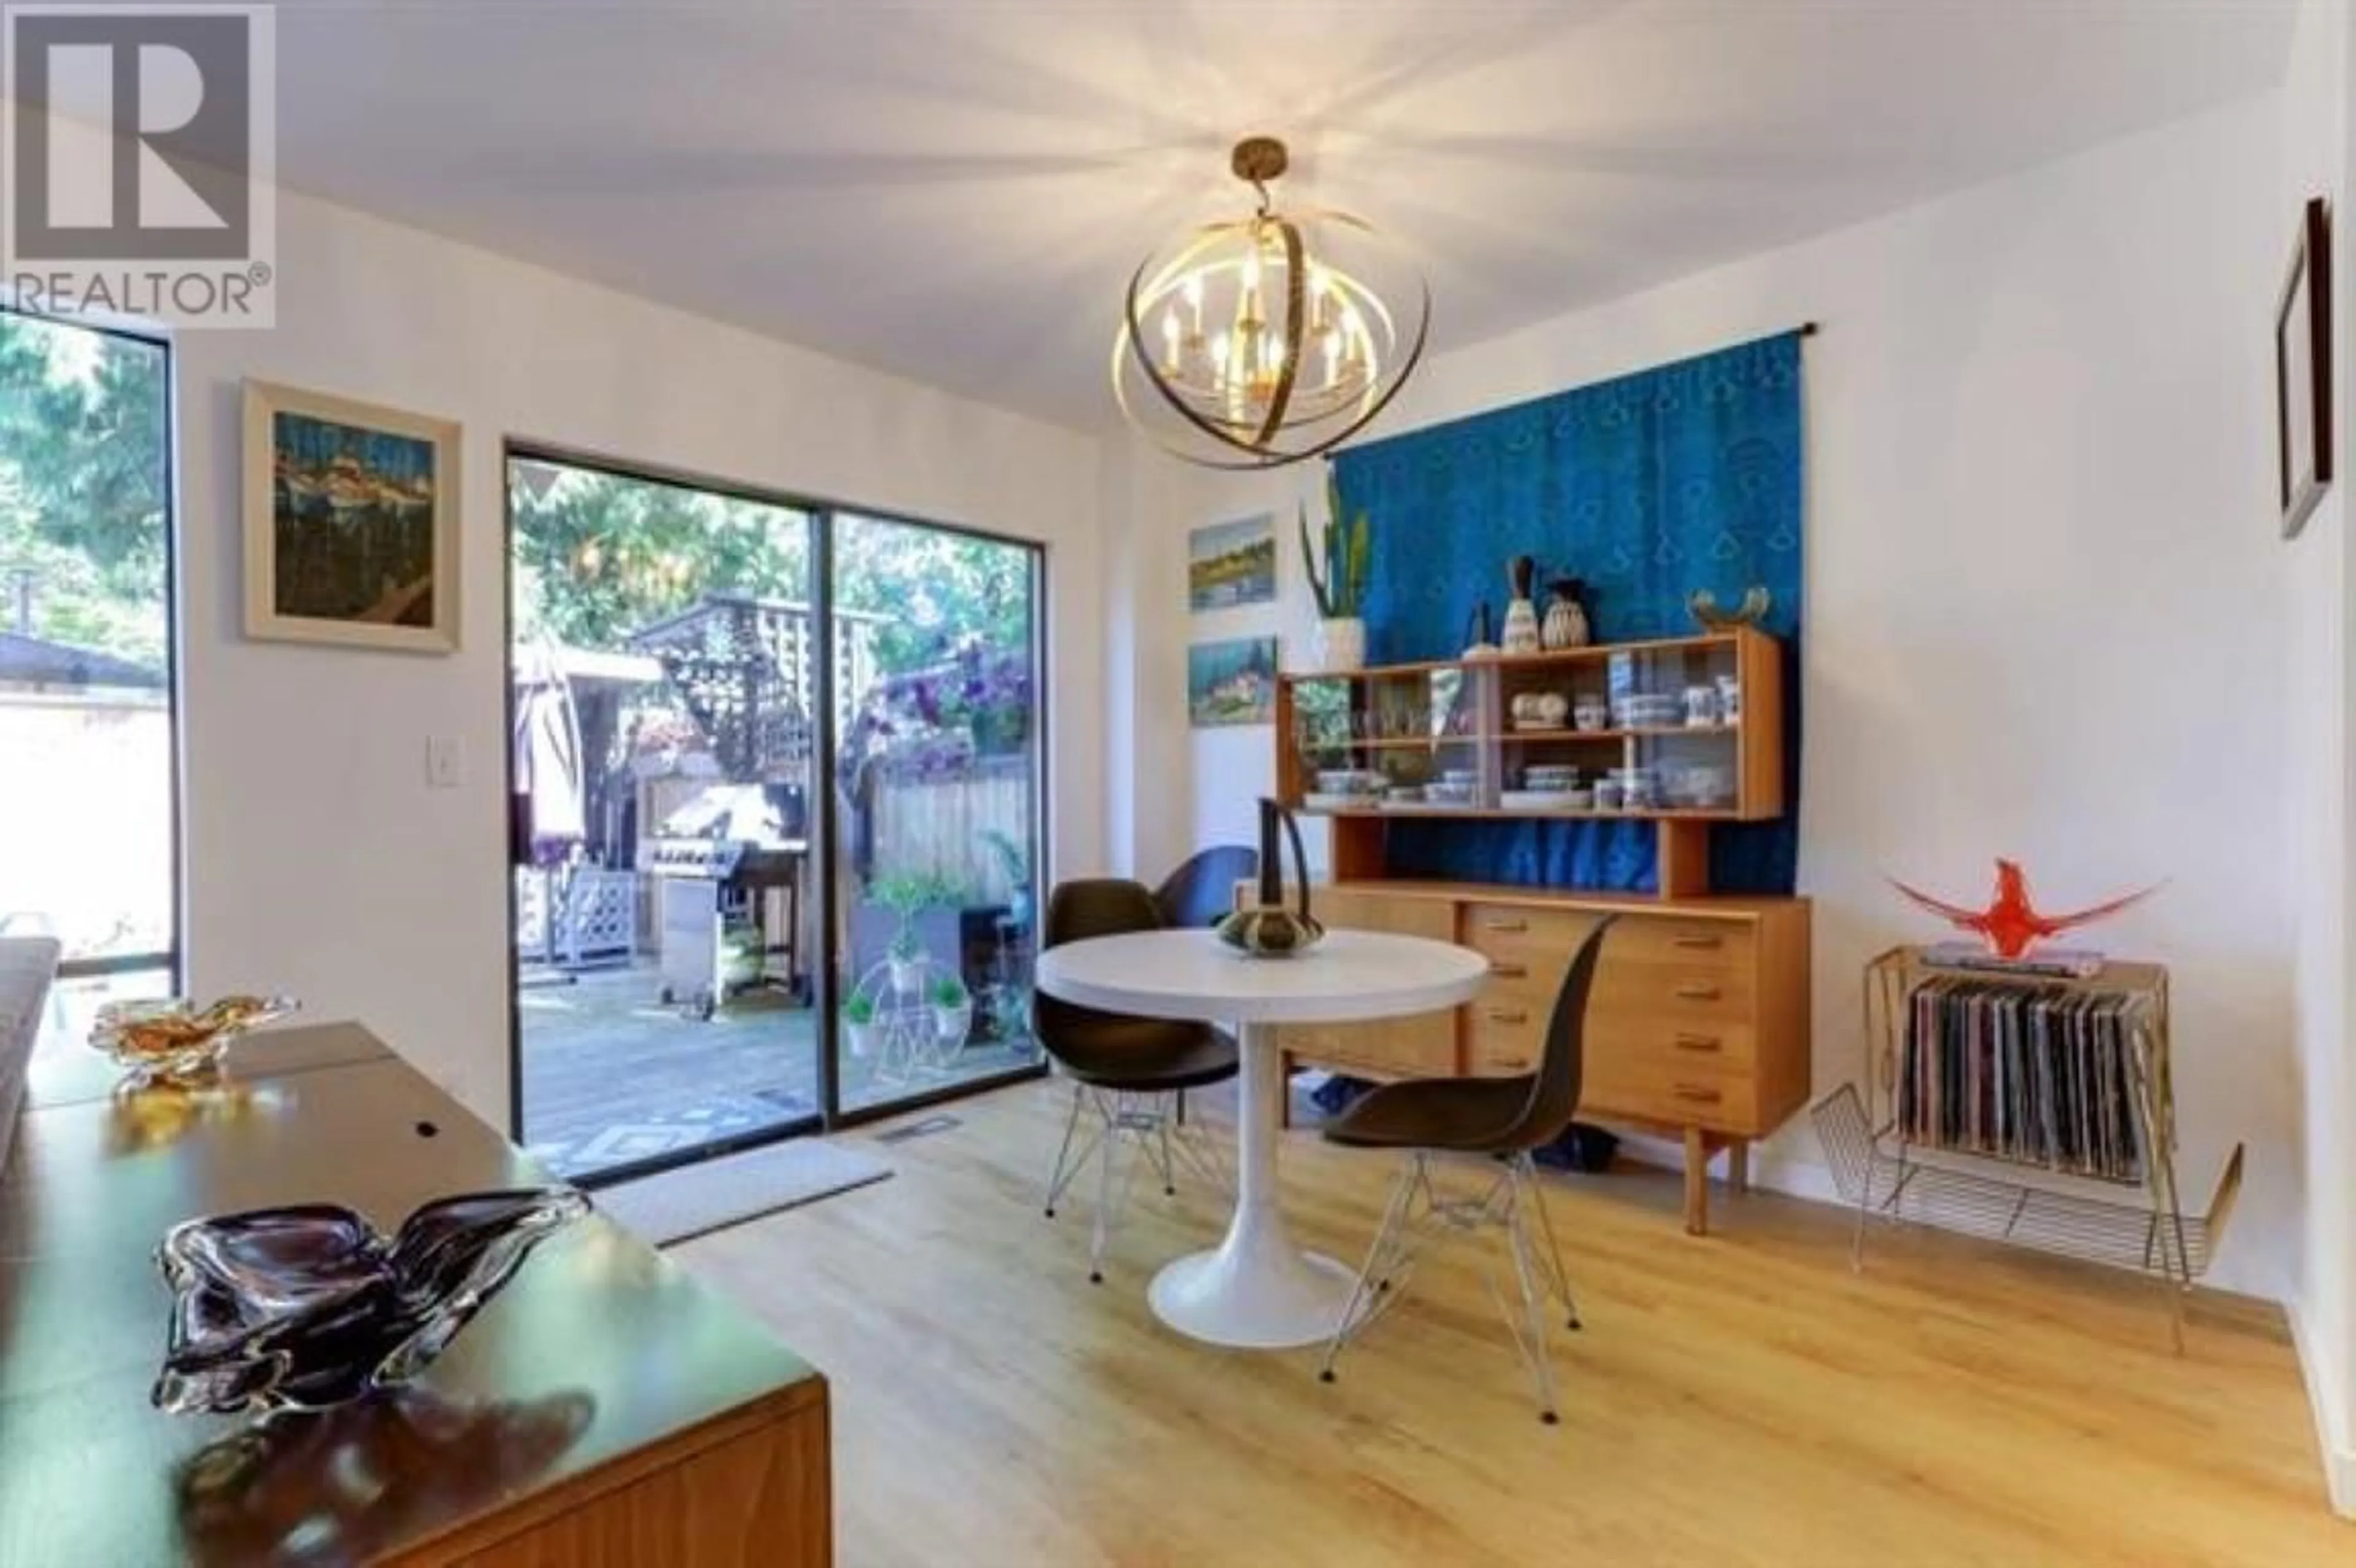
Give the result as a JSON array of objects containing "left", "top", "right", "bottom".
[
  {"left": 1604, "top": 918, "right": 1756, "bottom": 972},
  {"left": 1592, "top": 961, "right": 1757, "bottom": 1021},
  {"left": 1582, "top": 1048, "right": 1756, "bottom": 1132},
  {"left": 1466, "top": 989, "right": 1547, "bottom": 1076},
  {"left": 1460, "top": 902, "right": 1600, "bottom": 963}
]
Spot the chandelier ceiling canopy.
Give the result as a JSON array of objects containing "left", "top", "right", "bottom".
[{"left": 1112, "top": 137, "right": 1429, "bottom": 470}]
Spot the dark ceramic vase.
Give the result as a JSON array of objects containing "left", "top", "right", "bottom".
[{"left": 1215, "top": 798, "right": 1324, "bottom": 958}]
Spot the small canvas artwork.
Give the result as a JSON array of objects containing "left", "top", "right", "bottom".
[
  {"left": 243, "top": 381, "right": 462, "bottom": 653},
  {"left": 1187, "top": 636, "right": 1278, "bottom": 728},
  {"left": 1187, "top": 512, "right": 1277, "bottom": 611}
]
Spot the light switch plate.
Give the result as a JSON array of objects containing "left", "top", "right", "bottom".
[{"left": 426, "top": 736, "right": 465, "bottom": 789}]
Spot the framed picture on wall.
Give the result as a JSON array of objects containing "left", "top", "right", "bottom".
[
  {"left": 2277, "top": 196, "right": 2333, "bottom": 540},
  {"left": 242, "top": 380, "right": 463, "bottom": 652},
  {"left": 1187, "top": 512, "right": 1277, "bottom": 611},
  {"left": 1187, "top": 636, "right": 1278, "bottom": 727}
]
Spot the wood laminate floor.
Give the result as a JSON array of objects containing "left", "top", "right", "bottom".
[{"left": 677, "top": 1080, "right": 2346, "bottom": 1568}]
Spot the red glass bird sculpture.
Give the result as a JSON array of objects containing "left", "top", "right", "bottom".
[{"left": 1888, "top": 859, "right": 2160, "bottom": 959}]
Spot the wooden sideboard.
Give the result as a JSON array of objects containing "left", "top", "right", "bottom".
[
  {"left": 0, "top": 1020, "right": 831, "bottom": 1566},
  {"left": 1276, "top": 881, "right": 1811, "bottom": 1234}
]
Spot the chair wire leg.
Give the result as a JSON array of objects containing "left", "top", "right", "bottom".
[
  {"left": 1088, "top": 1090, "right": 1122, "bottom": 1284},
  {"left": 1320, "top": 1152, "right": 1424, "bottom": 1385},
  {"left": 1516, "top": 1153, "right": 1581, "bottom": 1330},
  {"left": 1501, "top": 1171, "right": 1563, "bottom": 1424},
  {"left": 1042, "top": 1082, "right": 1087, "bottom": 1219},
  {"left": 1166, "top": 1111, "right": 1232, "bottom": 1201},
  {"left": 1153, "top": 1101, "right": 1178, "bottom": 1197}
]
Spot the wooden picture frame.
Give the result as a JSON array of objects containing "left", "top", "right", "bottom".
[
  {"left": 2276, "top": 196, "right": 2333, "bottom": 540},
  {"left": 243, "top": 380, "right": 463, "bottom": 652}
]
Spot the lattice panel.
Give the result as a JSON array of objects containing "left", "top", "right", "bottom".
[
  {"left": 514, "top": 869, "right": 553, "bottom": 961},
  {"left": 560, "top": 870, "right": 638, "bottom": 966}
]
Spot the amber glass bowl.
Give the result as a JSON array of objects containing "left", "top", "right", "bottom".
[{"left": 90, "top": 994, "right": 299, "bottom": 1084}]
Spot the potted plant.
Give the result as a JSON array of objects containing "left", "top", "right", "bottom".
[
  {"left": 1299, "top": 464, "right": 1371, "bottom": 672},
  {"left": 718, "top": 921, "right": 763, "bottom": 992},
  {"left": 871, "top": 870, "right": 960, "bottom": 994},
  {"left": 842, "top": 993, "right": 879, "bottom": 1058},
  {"left": 930, "top": 973, "right": 972, "bottom": 1047},
  {"left": 980, "top": 827, "right": 1034, "bottom": 932}
]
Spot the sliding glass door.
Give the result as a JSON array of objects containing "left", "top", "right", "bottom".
[
  {"left": 0, "top": 311, "right": 177, "bottom": 1032},
  {"left": 829, "top": 512, "right": 1044, "bottom": 1115},
  {"left": 506, "top": 458, "right": 1046, "bottom": 1175},
  {"left": 507, "top": 453, "right": 824, "bottom": 1182}
]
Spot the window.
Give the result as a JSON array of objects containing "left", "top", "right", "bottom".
[{"left": 0, "top": 312, "right": 177, "bottom": 1018}]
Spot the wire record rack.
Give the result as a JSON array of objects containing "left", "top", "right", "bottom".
[{"left": 1811, "top": 945, "right": 2243, "bottom": 1351}]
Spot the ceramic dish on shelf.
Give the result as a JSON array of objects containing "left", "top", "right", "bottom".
[
  {"left": 1301, "top": 791, "right": 1379, "bottom": 812},
  {"left": 1499, "top": 788, "right": 1587, "bottom": 810},
  {"left": 1611, "top": 693, "right": 1682, "bottom": 729},
  {"left": 1314, "top": 769, "right": 1383, "bottom": 794}
]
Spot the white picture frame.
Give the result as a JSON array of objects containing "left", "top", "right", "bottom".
[{"left": 242, "top": 379, "right": 462, "bottom": 653}]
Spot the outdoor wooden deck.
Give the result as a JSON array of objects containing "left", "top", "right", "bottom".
[{"left": 518, "top": 961, "right": 1037, "bottom": 1177}]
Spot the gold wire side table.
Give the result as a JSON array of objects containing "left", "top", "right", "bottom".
[{"left": 1811, "top": 945, "right": 2243, "bottom": 1351}]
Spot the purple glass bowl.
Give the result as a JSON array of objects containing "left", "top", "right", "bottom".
[{"left": 152, "top": 1188, "right": 589, "bottom": 1416}]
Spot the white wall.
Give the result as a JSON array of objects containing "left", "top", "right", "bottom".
[
  {"left": 1124, "top": 97, "right": 2304, "bottom": 1304},
  {"left": 172, "top": 185, "right": 1106, "bottom": 1127},
  {"left": 2281, "top": 0, "right": 2356, "bottom": 1517}
]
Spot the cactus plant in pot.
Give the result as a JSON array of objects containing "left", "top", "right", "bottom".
[{"left": 1299, "top": 465, "right": 1371, "bottom": 672}]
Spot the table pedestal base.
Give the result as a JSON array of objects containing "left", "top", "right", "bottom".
[
  {"left": 1150, "top": 1243, "right": 1357, "bottom": 1349},
  {"left": 1147, "top": 1020, "right": 1362, "bottom": 1348}
]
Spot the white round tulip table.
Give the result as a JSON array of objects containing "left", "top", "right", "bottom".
[{"left": 1033, "top": 927, "right": 1490, "bottom": 1349}]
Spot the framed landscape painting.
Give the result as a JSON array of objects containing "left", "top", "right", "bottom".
[
  {"left": 243, "top": 380, "right": 462, "bottom": 652},
  {"left": 1187, "top": 512, "right": 1276, "bottom": 611},
  {"left": 1187, "top": 636, "right": 1278, "bottom": 728}
]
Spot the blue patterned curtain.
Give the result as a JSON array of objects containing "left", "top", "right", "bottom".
[{"left": 1331, "top": 331, "right": 1805, "bottom": 895}]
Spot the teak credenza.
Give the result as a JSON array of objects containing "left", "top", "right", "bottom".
[
  {"left": 0, "top": 1018, "right": 832, "bottom": 1567},
  {"left": 1273, "top": 629, "right": 1812, "bottom": 1234},
  {"left": 1272, "top": 882, "right": 1810, "bottom": 1234}
]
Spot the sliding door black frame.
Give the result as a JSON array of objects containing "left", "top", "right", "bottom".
[{"left": 498, "top": 439, "right": 1049, "bottom": 1180}]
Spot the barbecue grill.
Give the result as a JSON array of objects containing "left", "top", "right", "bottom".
[{"left": 636, "top": 783, "right": 809, "bottom": 1017}]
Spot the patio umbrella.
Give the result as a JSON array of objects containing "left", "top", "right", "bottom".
[{"left": 512, "top": 639, "right": 586, "bottom": 867}]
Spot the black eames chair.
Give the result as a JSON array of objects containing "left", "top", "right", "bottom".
[
  {"left": 1035, "top": 878, "right": 1238, "bottom": 1282},
  {"left": 1316, "top": 916, "right": 1616, "bottom": 1422},
  {"left": 1150, "top": 844, "right": 1260, "bottom": 931}
]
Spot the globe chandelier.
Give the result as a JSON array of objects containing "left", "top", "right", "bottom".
[{"left": 1112, "top": 136, "right": 1429, "bottom": 469}]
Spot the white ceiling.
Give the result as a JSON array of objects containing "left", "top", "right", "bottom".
[{"left": 268, "top": 0, "right": 2296, "bottom": 431}]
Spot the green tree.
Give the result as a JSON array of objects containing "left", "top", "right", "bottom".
[
  {"left": 0, "top": 313, "right": 170, "bottom": 669},
  {"left": 509, "top": 462, "right": 1035, "bottom": 677}
]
